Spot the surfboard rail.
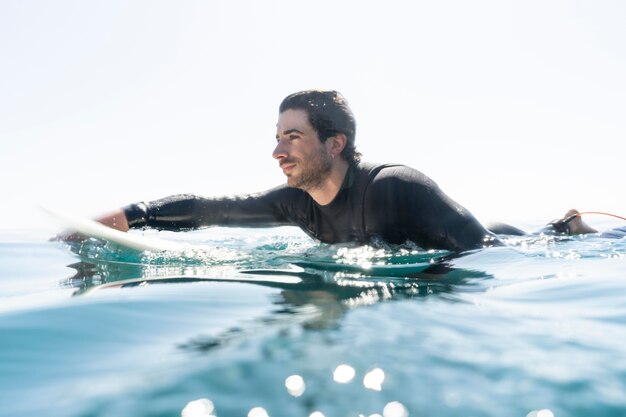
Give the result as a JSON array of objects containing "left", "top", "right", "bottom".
[{"left": 42, "top": 206, "right": 189, "bottom": 252}]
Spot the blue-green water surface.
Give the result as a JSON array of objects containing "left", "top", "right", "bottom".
[{"left": 1, "top": 225, "right": 625, "bottom": 417}]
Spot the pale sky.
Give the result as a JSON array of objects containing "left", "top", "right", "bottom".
[{"left": 1, "top": 0, "right": 625, "bottom": 232}]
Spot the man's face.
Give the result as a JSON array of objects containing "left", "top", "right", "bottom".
[{"left": 274, "top": 109, "right": 333, "bottom": 191}]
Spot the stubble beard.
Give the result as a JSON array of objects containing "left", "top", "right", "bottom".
[{"left": 286, "top": 147, "right": 333, "bottom": 192}]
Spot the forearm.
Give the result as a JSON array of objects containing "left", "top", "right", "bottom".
[{"left": 123, "top": 192, "right": 290, "bottom": 231}]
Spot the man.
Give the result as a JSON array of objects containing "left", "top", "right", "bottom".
[{"left": 92, "top": 90, "right": 498, "bottom": 252}]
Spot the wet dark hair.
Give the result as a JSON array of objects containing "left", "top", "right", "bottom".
[{"left": 279, "top": 90, "right": 361, "bottom": 165}]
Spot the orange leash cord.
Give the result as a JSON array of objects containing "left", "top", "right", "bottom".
[{"left": 576, "top": 212, "right": 626, "bottom": 222}]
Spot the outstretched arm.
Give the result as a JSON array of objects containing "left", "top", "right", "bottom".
[
  {"left": 58, "top": 187, "right": 296, "bottom": 243},
  {"left": 115, "top": 188, "right": 297, "bottom": 231}
]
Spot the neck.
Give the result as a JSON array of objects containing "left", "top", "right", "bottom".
[{"left": 307, "top": 159, "right": 350, "bottom": 205}]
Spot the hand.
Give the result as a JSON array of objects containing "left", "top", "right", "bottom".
[
  {"left": 95, "top": 209, "right": 130, "bottom": 232},
  {"left": 50, "top": 209, "right": 130, "bottom": 242}
]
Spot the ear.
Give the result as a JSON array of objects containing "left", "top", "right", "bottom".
[{"left": 328, "top": 133, "right": 347, "bottom": 158}]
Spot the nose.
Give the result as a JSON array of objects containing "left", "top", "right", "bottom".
[{"left": 273, "top": 140, "right": 287, "bottom": 160}]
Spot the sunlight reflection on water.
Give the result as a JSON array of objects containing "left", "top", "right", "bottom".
[
  {"left": 181, "top": 398, "right": 215, "bottom": 417},
  {"left": 285, "top": 374, "right": 306, "bottom": 397},
  {"left": 333, "top": 364, "right": 356, "bottom": 383},
  {"left": 526, "top": 409, "right": 555, "bottom": 417},
  {"left": 248, "top": 406, "right": 270, "bottom": 417},
  {"left": 363, "top": 368, "right": 385, "bottom": 391},
  {"left": 382, "top": 401, "right": 409, "bottom": 417}
]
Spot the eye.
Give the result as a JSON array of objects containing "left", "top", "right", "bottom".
[{"left": 288, "top": 134, "right": 300, "bottom": 141}]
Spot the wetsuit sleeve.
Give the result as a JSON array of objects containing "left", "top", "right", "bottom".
[
  {"left": 123, "top": 186, "right": 297, "bottom": 231},
  {"left": 366, "top": 166, "right": 499, "bottom": 251}
]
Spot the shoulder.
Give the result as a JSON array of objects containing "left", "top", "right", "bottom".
[
  {"left": 358, "top": 162, "right": 438, "bottom": 190},
  {"left": 255, "top": 183, "right": 307, "bottom": 199},
  {"left": 255, "top": 184, "right": 312, "bottom": 206}
]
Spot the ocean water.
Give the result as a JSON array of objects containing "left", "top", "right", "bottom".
[{"left": 1, "top": 224, "right": 626, "bottom": 417}]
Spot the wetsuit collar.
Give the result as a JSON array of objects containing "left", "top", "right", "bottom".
[{"left": 340, "top": 163, "right": 357, "bottom": 190}]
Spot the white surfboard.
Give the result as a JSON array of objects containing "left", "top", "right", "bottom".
[
  {"left": 42, "top": 206, "right": 191, "bottom": 252},
  {"left": 42, "top": 207, "right": 307, "bottom": 287}
]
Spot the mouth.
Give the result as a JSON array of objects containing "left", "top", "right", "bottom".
[{"left": 280, "top": 162, "right": 296, "bottom": 175}]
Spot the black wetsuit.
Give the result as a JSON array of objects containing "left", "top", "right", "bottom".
[{"left": 124, "top": 162, "right": 496, "bottom": 252}]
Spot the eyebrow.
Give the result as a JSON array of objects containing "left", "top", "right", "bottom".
[{"left": 276, "top": 129, "right": 304, "bottom": 138}]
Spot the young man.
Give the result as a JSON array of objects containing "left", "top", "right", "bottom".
[{"left": 92, "top": 90, "right": 498, "bottom": 252}]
